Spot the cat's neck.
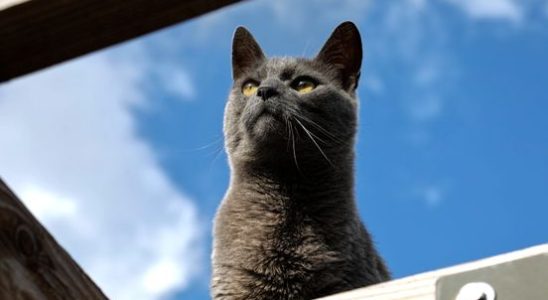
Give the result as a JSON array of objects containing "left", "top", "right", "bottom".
[{"left": 229, "top": 154, "right": 356, "bottom": 210}]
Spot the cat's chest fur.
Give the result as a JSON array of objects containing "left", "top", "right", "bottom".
[{"left": 213, "top": 180, "right": 355, "bottom": 299}]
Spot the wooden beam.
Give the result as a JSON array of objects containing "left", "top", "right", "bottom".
[
  {"left": 0, "top": 0, "right": 243, "bottom": 82},
  {"left": 0, "top": 178, "right": 107, "bottom": 299},
  {"left": 318, "top": 244, "right": 548, "bottom": 300}
]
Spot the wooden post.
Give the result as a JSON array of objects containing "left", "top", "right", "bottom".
[
  {"left": 0, "top": 178, "right": 107, "bottom": 298},
  {"left": 0, "top": 0, "right": 243, "bottom": 82}
]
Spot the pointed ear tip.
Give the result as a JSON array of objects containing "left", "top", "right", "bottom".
[
  {"left": 233, "top": 26, "right": 250, "bottom": 38},
  {"left": 337, "top": 21, "right": 361, "bottom": 35},
  {"left": 342, "top": 21, "right": 363, "bottom": 51},
  {"left": 339, "top": 21, "right": 357, "bottom": 28},
  {"left": 335, "top": 21, "right": 357, "bottom": 29},
  {"left": 235, "top": 26, "right": 247, "bottom": 32}
]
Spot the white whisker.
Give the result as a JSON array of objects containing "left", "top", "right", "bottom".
[
  {"left": 288, "top": 119, "right": 301, "bottom": 173},
  {"left": 294, "top": 119, "right": 335, "bottom": 168},
  {"left": 297, "top": 115, "right": 347, "bottom": 145}
]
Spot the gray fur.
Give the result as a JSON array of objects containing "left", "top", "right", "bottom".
[{"left": 212, "top": 22, "right": 390, "bottom": 300}]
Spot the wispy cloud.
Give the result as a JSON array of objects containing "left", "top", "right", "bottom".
[
  {"left": 443, "top": 0, "right": 523, "bottom": 22},
  {"left": 266, "top": 0, "right": 374, "bottom": 31},
  {"left": 373, "top": 1, "right": 456, "bottom": 124},
  {"left": 422, "top": 185, "right": 444, "bottom": 207},
  {"left": 0, "top": 45, "right": 202, "bottom": 300},
  {"left": 414, "top": 184, "right": 447, "bottom": 207},
  {"left": 150, "top": 64, "right": 196, "bottom": 100},
  {"left": 363, "top": 74, "right": 385, "bottom": 95}
]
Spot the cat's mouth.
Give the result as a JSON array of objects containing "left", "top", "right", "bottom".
[
  {"left": 252, "top": 110, "right": 281, "bottom": 129},
  {"left": 256, "top": 109, "right": 277, "bottom": 121},
  {"left": 244, "top": 102, "right": 286, "bottom": 139},
  {"left": 248, "top": 102, "right": 282, "bottom": 124}
]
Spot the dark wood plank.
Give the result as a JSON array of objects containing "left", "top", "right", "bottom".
[
  {"left": 0, "top": 178, "right": 108, "bottom": 299},
  {"left": 0, "top": 0, "right": 243, "bottom": 82}
]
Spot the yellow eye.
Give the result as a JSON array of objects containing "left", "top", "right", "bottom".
[
  {"left": 242, "top": 81, "right": 259, "bottom": 96},
  {"left": 293, "top": 79, "right": 317, "bottom": 94}
]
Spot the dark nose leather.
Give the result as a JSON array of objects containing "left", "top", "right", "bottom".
[{"left": 257, "top": 86, "right": 279, "bottom": 101}]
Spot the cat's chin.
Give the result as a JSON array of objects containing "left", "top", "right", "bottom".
[{"left": 247, "top": 113, "right": 286, "bottom": 144}]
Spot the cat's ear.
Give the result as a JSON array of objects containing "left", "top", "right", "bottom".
[
  {"left": 315, "top": 21, "right": 362, "bottom": 91},
  {"left": 232, "top": 26, "right": 265, "bottom": 80}
]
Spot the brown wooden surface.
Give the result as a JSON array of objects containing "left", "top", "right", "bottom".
[
  {"left": 0, "top": 178, "right": 108, "bottom": 299},
  {"left": 0, "top": 0, "right": 243, "bottom": 82}
]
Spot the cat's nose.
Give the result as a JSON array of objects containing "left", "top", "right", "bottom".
[{"left": 257, "top": 86, "right": 279, "bottom": 101}]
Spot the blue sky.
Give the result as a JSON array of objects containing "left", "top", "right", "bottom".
[{"left": 1, "top": 0, "right": 547, "bottom": 299}]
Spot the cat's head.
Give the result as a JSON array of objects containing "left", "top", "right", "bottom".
[{"left": 224, "top": 22, "right": 362, "bottom": 168}]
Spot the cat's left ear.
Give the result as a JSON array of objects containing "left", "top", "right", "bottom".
[{"left": 315, "top": 21, "right": 362, "bottom": 91}]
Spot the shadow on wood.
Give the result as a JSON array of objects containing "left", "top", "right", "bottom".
[{"left": 0, "top": 178, "right": 107, "bottom": 299}]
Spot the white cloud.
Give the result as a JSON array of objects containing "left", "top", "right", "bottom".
[
  {"left": 161, "top": 67, "right": 196, "bottom": 99},
  {"left": 415, "top": 185, "right": 446, "bottom": 207},
  {"left": 373, "top": 1, "right": 454, "bottom": 124},
  {"left": 444, "top": 0, "right": 523, "bottom": 22},
  {"left": 363, "top": 75, "right": 385, "bottom": 95},
  {"left": 20, "top": 186, "right": 78, "bottom": 219},
  {"left": 270, "top": 0, "right": 374, "bottom": 29},
  {"left": 150, "top": 64, "right": 196, "bottom": 100},
  {"left": 423, "top": 185, "right": 444, "bottom": 206},
  {"left": 407, "top": 56, "right": 455, "bottom": 122},
  {"left": 0, "top": 46, "right": 202, "bottom": 300},
  {"left": 407, "top": 95, "right": 444, "bottom": 122},
  {"left": 408, "top": 0, "right": 427, "bottom": 9}
]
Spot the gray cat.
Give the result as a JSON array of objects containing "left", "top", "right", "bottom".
[{"left": 211, "top": 21, "right": 390, "bottom": 300}]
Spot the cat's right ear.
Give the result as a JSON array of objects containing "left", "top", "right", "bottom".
[
  {"left": 232, "top": 27, "right": 265, "bottom": 80},
  {"left": 315, "top": 21, "right": 362, "bottom": 92}
]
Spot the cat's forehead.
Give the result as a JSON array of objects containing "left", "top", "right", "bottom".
[
  {"left": 260, "top": 57, "right": 316, "bottom": 78},
  {"left": 265, "top": 57, "right": 299, "bottom": 72}
]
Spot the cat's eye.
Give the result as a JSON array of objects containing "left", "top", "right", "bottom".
[
  {"left": 242, "top": 81, "right": 259, "bottom": 96},
  {"left": 292, "top": 78, "right": 317, "bottom": 94}
]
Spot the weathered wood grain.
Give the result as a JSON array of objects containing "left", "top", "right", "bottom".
[
  {"left": 0, "top": 0, "right": 243, "bottom": 82},
  {"left": 318, "top": 243, "right": 548, "bottom": 300},
  {"left": 0, "top": 178, "right": 107, "bottom": 299}
]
